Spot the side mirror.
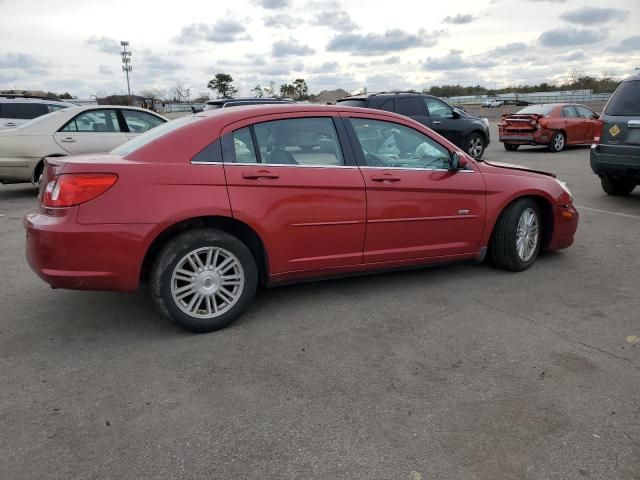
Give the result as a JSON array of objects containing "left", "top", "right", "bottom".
[
  {"left": 593, "top": 113, "right": 600, "bottom": 119},
  {"left": 450, "top": 152, "right": 468, "bottom": 171},
  {"left": 452, "top": 110, "right": 460, "bottom": 119}
]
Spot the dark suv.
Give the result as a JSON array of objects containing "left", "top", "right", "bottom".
[
  {"left": 337, "top": 92, "right": 490, "bottom": 159},
  {"left": 590, "top": 74, "right": 640, "bottom": 195}
]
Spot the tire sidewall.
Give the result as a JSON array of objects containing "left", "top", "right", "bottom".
[
  {"left": 151, "top": 229, "right": 258, "bottom": 333},
  {"left": 549, "top": 132, "right": 565, "bottom": 152}
]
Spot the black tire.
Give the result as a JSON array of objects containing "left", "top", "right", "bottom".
[
  {"left": 600, "top": 177, "right": 636, "bottom": 196},
  {"left": 503, "top": 143, "right": 519, "bottom": 151},
  {"left": 150, "top": 228, "right": 258, "bottom": 333},
  {"left": 490, "top": 198, "right": 541, "bottom": 272},
  {"left": 32, "top": 160, "right": 44, "bottom": 187},
  {"left": 547, "top": 131, "right": 565, "bottom": 152},
  {"left": 465, "top": 132, "right": 485, "bottom": 159}
]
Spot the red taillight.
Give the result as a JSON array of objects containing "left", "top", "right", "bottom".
[
  {"left": 593, "top": 119, "right": 604, "bottom": 143},
  {"left": 41, "top": 173, "right": 118, "bottom": 208}
]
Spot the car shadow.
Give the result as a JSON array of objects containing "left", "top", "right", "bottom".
[{"left": 0, "top": 184, "right": 38, "bottom": 201}]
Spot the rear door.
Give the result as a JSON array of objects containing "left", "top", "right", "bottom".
[
  {"left": 342, "top": 112, "right": 486, "bottom": 263},
  {"left": 54, "top": 109, "right": 129, "bottom": 154},
  {"left": 600, "top": 79, "right": 640, "bottom": 157},
  {"left": 395, "top": 96, "right": 431, "bottom": 127},
  {"left": 222, "top": 113, "right": 367, "bottom": 274}
]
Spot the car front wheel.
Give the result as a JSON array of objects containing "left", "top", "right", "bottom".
[
  {"left": 490, "top": 198, "right": 541, "bottom": 271},
  {"left": 600, "top": 177, "right": 636, "bottom": 196},
  {"left": 466, "top": 133, "right": 485, "bottom": 159},
  {"left": 150, "top": 228, "right": 258, "bottom": 333}
]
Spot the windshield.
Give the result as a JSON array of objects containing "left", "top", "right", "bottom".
[
  {"left": 203, "top": 104, "right": 223, "bottom": 111},
  {"left": 515, "top": 105, "right": 554, "bottom": 116},
  {"left": 605, "top": 80, "right": 640, "bottom": 116},
  {"left": 111, "top": 115, "right": 201, "bottom": 156}
]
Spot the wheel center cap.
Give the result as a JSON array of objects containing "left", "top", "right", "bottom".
[{"left": 195, "top": 271, "right": 220, "bottom": 294}]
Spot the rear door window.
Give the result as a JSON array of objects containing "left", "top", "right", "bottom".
[
  {"left": 232, "top": 127, "right": 259, "bottom": 163},
  {"left": 397, "top": 97, "right": 426, "bottom": 116},
  {"left": 606, "top": 80, "right": 640, "bottom": 116},
  {"left": 1, "top": 102, "right": 49, "bottom": 119},
  {"left": 562, "top": 106, "right": 578, "bottom": 117},
  {"left": 378, "top": 99, "right": 395, "bottom": 112}
]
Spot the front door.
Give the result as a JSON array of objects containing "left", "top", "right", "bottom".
[
  {"left": 423, "top": 97, "right": 464, "bottom": 146},
  {"left": 560, "top": 105, "right": 582, "bottom": 144},
  {"left": 54, "top": 109, "right": 129, "bottom": 154},
  {"left": 343, "top": 114, "right": 486, "bottom": 263},
  {"left": 574, "top": 105, "right": 599, "bottom": 143},
  {"left": 222, "top": 114, "right": 367, "bottom": 274}
]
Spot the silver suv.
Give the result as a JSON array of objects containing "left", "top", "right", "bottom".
[{"left": 0, "top": 96, "right": 76, "bottom": 130}]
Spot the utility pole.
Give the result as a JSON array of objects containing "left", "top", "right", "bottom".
[{"left": 120, "top": 41, "right": 132, "bottom": 102}]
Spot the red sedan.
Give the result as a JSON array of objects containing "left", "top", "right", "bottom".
[
  {"left": 25, "top": 105, "right": 578, "bottom": 332},
  {"left": 499, "top": 103, "right": 599, "bottom": 152}
]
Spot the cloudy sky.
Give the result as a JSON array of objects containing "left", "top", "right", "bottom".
[{"left": 0, "top": 0, "right": 638, "bottom": 98}]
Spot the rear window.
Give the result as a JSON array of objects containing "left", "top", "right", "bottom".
[
  {"left": 0, "top": 102, "right": 49, "bottom": 119},
  {"left": 516, "top": 105, "right": 554, "bottom": 116},
  {"left": 605, "top": 80, "right": 640, "bottom": 116},
  {"left": 337, "top": 99, "right": 367, "bottom": 107},
  {"left": 111, "top": 115, "right": 201, "bottom": 156}
]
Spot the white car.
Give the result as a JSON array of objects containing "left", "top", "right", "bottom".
[
  {"left": 0, "top": 106, "right": 167, "bottom": 184},
  {"left": 481, "top": 99, "right": 504, "bottom": 108},
  {"left": 0, "top": 96, "right": 76, "bottom": 130}
]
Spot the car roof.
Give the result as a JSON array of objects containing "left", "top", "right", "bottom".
[
  {"left": 0, "top": 97, "right": 76, "bottom": 106},
  {"left": 206, "top": 97, "right": 291, "bottom": 104},
  {"left": 339, "top": 92, "right": 432, "bottom": 101}
]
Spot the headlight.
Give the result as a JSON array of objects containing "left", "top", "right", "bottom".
[{"left": 555, "top": 178, "right": 573, "bottom": 201}]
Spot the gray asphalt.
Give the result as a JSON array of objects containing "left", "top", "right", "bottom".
[{"left": 1, "top": 125, "right": 639, "bottom": 480}]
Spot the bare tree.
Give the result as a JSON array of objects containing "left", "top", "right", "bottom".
[
  {"left": 251, "top": 85, "right": 264, "bottom": 98},
  {"left": 174, "top": 82, "right": 191, "bottom": 102}
]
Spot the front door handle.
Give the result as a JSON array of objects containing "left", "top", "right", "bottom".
[
  {"left": 432, "top": 120, "right": 442, "bottom": 125},
  {"left": 371, "top": 173, "right": 401, "bottom": 182},
  {"left": 4, "top": 122, "right": 16, "bottom": 127},
  {"left": 60, "top": 137, "right": 76, "bottom": 143},
  {"left": 242, "top": 170, "right": 280, "bottom": 180}
]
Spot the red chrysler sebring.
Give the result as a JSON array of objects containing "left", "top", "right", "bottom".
[{"left": 25, "top": 105, "right": 578, "bottom": 332}]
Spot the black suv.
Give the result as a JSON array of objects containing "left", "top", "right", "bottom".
[
  {"left": 337, "top": 92, "right": 490, "bottom": 159},
  {"left": 590, "top": 74, "right": 640, "bottom": 195}
]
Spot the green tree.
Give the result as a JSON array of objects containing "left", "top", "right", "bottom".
[
  {"left": 207, "top": 73, "right": 238, "bottom": 98},
  {"left": 279, "top": 83, "right": 295, "bottom": 98},
  {"left": 251, "top": 85, "right": 264, "bottom": 98},
  {"left": 292, "top": 78, "right": 309, "bottom": 100}
]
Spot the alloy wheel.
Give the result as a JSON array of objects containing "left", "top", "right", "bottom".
[
  {"left": 171, "top": 246, "right": 245, "bottom": 319},
  {"left": 468, "top": 136, "right": 484, "bottom": 158},
  {"left": 515, "top": 207, "right": 539, "bottom": 262}
]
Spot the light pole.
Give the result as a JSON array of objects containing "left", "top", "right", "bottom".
[{"left": 120, "top": 41, "right": 132, "bottom": 102}]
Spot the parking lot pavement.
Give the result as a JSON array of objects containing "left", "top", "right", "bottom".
[{"left": 1, "top": 126, "right": 639, "bottom": 480}]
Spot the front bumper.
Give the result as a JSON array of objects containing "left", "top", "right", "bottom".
[
  {"left": 590, "top": 144, "right": 640, "bottom": 179},
  {"left": 548, "top": 204, "right": 579, "bottom": 251},
  {"left": 24, "top": 210, "right": 155, "bottom": 292}
]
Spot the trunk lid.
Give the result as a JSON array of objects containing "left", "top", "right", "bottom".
[{"left": 500, "top": 114, "right": 541, "bottom": 133}]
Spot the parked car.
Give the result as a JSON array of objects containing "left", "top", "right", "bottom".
[
  {"left": 0, "top": 95, "right": 76, "bottom": 130},
  {"left": 201, "top": 97, "right": 294, "bottom": 112},
  {"left": 0, "top": 106, "right": 167, "bottom": 185},
  {"left": 481, "top": 98, "right": 504, "bottom": 108},
  {"left": 590, "top": 74, "right": 640, "bottom": 195},
  {"left": 336, "top": 92, "right": 491, "bottom": 159},
  {"left": 499, "top": 103, "right": 599, "bottom": 152},
  {"left": 25, "top": 104, "right": 578, "bottom": 332}
]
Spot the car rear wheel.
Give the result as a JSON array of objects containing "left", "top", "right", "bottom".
[
  {"left": 466, "top": 133, "right": 485, "bottom": 159},
  {"left": 548, "top": 131, "right": 565, "bottom": 152},
  {"left": 490, "top": 198, "right": 541, "bottom": 271},
  {"left": 150, "top": 228, "right": 258, "bottom": 333},
  {"left": 600, "top": 177, "right": 636, "bottom": 196},
  {"left": 503, "top": 143, "right": 519, "bottom": 151}
]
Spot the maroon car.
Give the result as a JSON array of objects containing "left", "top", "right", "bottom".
[
  {"left": 499, "top": 103, "right": 599, "bottom": 152},
  {"left": 25, "top": 104, "right": 579, "bottom": 332}
]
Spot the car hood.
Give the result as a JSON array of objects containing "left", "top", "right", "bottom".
[{"left": 482, "top": 160, "right": 556, "bottom": 178}]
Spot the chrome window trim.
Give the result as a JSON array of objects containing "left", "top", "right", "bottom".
[{"left": 192, "top": 161, "right": 474, "bottom": 172}]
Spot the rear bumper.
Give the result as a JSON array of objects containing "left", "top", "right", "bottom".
[
  {"left": 548, "top": 204, "right": 579, "bottom": 251},
  {"left": 24, "top": 210, "right": 154, "bottom": 292},
  {"left": 590, "top": 144, "right": 640, "bottom": 179},
  {"left": 499, "top": 129, "right": 552, "bottom": 145}
]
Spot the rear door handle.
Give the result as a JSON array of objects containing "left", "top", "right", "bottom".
[
  {"left": 371, "top": 173, "right": 401, "bottom": 182},
  {"left": 432, "top": 120, "right": 442, "bottom": 125},
  {"left": 4, "top": 122, "right": 15, "bottom": 127},
  {"left": 242, "top": 170, "right": 280, "bottom": 179},
  {"left": 60, "top": 137, "right": 76, "bottom": 143}
]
